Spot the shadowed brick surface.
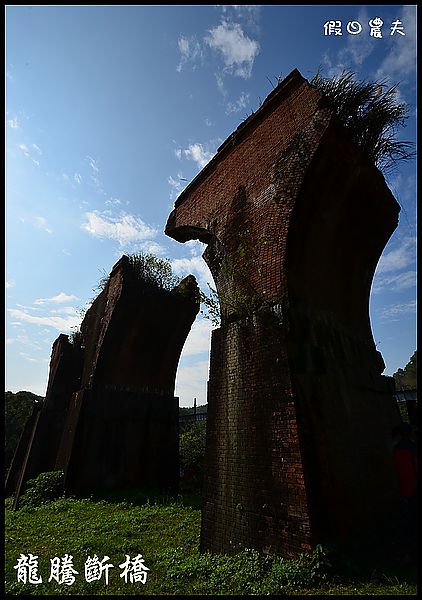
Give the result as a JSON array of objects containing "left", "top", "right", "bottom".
[
  {"left": 6, "top": 256, "right": 200, "bottom": 502},
  {"left": 166, "top": 68, "right": 401, "bottom": 556}
]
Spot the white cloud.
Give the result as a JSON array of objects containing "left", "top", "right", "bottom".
[
  {"left": 215, "top": 72, "right": 226, "bottom": 96},
  {"left": 19, "top": 352, "right": 39, "bottom": 363},
  {"left": 62, "top": 173, "right": 69, "bottom": 181},
  {"left": 376, "top": 237, "right": 415, "bottom": 274},
  {"left": 179, "top": 317, "right": 213, "bottom": 357},
  {"left": 50, "top": 306, "right": 79, "bottom": 315},
  {"left": 32, "top": 143, "right": 42, "bottom": 155},
  {"left": 376, "top": 6, "right": 417, "bottom": 84},
  {"left": 183, "top": 143, "right": 215, "bottom": 170},
  {"left": 226, "top": 91, "right": 250, "bottom": 114},
  {"left": 174, "top": 148, "right": 182, "bottom": 160},
  {"left": 175, "top": 358, "right": 210, "bottom": 406},
  {"left": 171, "top": 254, "right": 214, "bottom": 288},
  {"left": 176, "top": 35, "right": 203, "bottom": 72},
  {"left": 81, "top": 210, "right": 157, "bottom": 247},
  {"left": 34, "top": 216, "right": 52, "bottom": 234},
  {"left": 17, "top": 143, "right": 41, "bottom": 167},
  {"left": 6, "top": 281, "right": 14, "bottom": 289},
  {"left": 35, "top": 292, "right": 80, "bottom": 305},
  {"left": 18, "top": 143, "right": 30, "bottom": 157},
  {"left": 8, "top": 308, "right": 82, "bottom": 332},
  {"left": 205, "top": 20, "right": 260, "bottom": 79},
  {"left": 8, "top": 117, "right": 19, "bottom": 129},
  {"left": 372, "top": 270, "right": 416, "bottom": 294},
  {"left": 105, "top": 197, "right": 122, "bottom": 207},
  {"left": 380, "top": 300, "right": 417, "bottom": 321},
  {"left": 74, "top": 173, "right": 82, "bottom": 184},
  {"left": 30, "top": 216, "right": 52, "bottom": 234},
  {"left": 86, "top": 155, "right": 99, "bottom": 173}
]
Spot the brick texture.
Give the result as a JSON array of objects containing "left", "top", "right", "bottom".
[
  {"left": 7, "top": 257, "right": 200, "bottom": 502},
  {"left": 165, "top": 68, "right": 401, "bottom": 556}
]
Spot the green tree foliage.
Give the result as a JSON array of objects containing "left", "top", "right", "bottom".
[
  {"left": 199, "top": 284, "right": 221, "bottom": 327},
  {"left": 94, "top": 252, "right": 182, "bottom": 294},
  {"left": 19, "top": 471, "right": 64, "bottom": 509},
  {"left": 393, "top": 351, "right": 417, "bottom": 390},
  {"left": 311, "top": 70, "right": 415, "bottom": 172},
  {"left": 128, "top": 253, "right": 181, "bottom": 291},
  {"left": 179, "top": 420, "right": 207, "bottom": 473},
  {"left": 5, "top": 391, "right": 42, "bottom": 472}
]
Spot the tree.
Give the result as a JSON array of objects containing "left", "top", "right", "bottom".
[
  {"left": 5, "top": 391, "right": 42, "bottom": 473},
  {"left": 179, "top": 420, "right": 207, "bottom": 477},
  {"left": 311, "top": 70, "right": 415, "bottom": 172},
  {"left": 393, "top": 351, "right": 417, "bottom": 390}
]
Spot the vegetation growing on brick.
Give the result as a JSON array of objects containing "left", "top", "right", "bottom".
[{"left": 311, "top": 70, "right": 415, "bottom": 172}]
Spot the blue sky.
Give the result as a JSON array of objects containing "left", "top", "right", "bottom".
[{"left": 6, "top": 5, "right": 417, "bottom": 405}]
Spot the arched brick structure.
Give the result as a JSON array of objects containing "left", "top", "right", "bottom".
[
  {"left": 165, "top": 68, "right": 401, "bottom": 556},
  {"left": 6, "top": 256, "right": 200, "bottom": 502}
]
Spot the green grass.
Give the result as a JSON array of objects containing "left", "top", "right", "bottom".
[{"left": 5, "top": 493, "right": 417, "bottom": 596}]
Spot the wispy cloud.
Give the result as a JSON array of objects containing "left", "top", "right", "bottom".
[
  {"left": 220, "top": 5, "right": 261, "bottom": 33},
  {"left": 17, "top": 142, "right": 40, "bottom": 167},
  {"left": 175, "top": 358, "right": 210, "bottom": 405},
  {"left": 74, "top": 173, "right": 82, "bottom": 184},
  {"left": 171, "top": 254, "right": 213, "bottom": 288},
  {"left": 8, "top": 308, "right": 82, "bottom": 332},
  {"left": 372, "top": 271, "right": 416, "bottom": 294},
  {"left": 19, "top": 214, "right": 53, "bottom": 234},
  {"left": 168, "top": 174, "right": 189, "bottom": 201},
  {"left": 375, "top": 6, "right": 417, "bottom": 85},
  {"left": 176, "top": 34, "right": 203, "bottom": 72},
  {"left": 205, "top": 20, "right": 260, "bottom": 79},
  {"left": 8, "top": 116, "right": 20, "bottom": 129},
  {"left": 6, "top": 281, "right": 15, "bottom": 289},
  {"left": 372, "top": 236, "right": 416, "bottom": 293},
  {"left": 19, "top": 352, "right": 39, "bottom": 363},
  {"left": 18, "top": 143, "right": 30, "bottom": 157},
  {"left": 225, "top": 91, "right": 250, "bottom": 114},
  {"left": 86, "top": 155, "right": 99, "bottom": 173},
  {"left": 105, "top": 197, "right": 122, "bottom": 207},
  {"left": 183, "top": 142, "right": 216, "bottom": 170},
  {"left": 380, "top": 300, "right": 416, "bottom": 322},
  {"left": 35, "top": 292, "right": 80, "bottom": 305},
  {"left": 33, "top": 216, "right": 52, "bottom": 234},
  {"left": 86, "top": 155, "right": 105, "bottom": 195},
  {"left": 376, "top": 236, "right": 415, "bottom": 274},
  {"left": 180, "top": 317, "right": 213, "bottom": 357},
  {"left": 81, "top": 210, "right": 157, "bottom": 247}
]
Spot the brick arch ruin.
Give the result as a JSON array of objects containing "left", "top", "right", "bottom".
[
  {"left": 165, "top": 68, "right": 401, "bottom": 556},
  {"left": 6, "top": 255, "right": 200, "bottom": 504}
]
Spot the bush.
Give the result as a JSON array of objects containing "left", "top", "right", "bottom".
[
  {"left": 19, "top": 470, "right": 65, "bottom": 508},
  {"left": 180, "top": 421, "right": 206, "bottom": 472},
  {"left": 160, "top": 545, "right": 332, "bottom": 594}
]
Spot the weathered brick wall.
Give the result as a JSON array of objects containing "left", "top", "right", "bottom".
[
  {"left": 59, "top": 388, "right": 179, "bottom": 495},
  {"left": 8, "top": 257, "right": 200, "bottom": 500},
  {"left": 6, "top": 334, "right": 82, "bottom": 502},
  {"left": 201, "top": 314, "right": 311, "bottom": 556},
  {"left": 166, "top": 68, "right": 401, "bottom": 556}
]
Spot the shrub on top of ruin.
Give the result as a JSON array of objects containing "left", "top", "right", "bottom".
[
  {"left": 128, "top": 253, "right": 181, "bottom": 291},
  {"left": 93, "top": 252, "right": 182, "bottom": 294},
  {"left": 311, "top": 69, "right": 415, "bottom": 173}
]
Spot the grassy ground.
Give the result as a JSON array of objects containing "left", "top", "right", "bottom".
[{"left": 4, "top": 491, "right": 418, "bottom": 596}]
